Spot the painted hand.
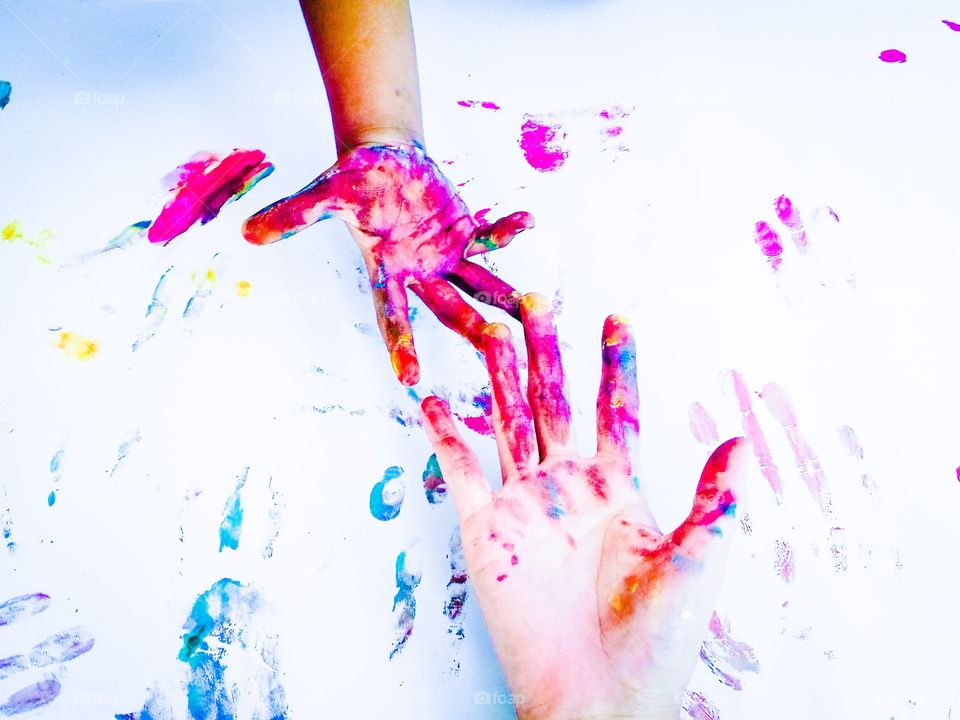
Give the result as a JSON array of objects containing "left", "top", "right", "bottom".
[
  {"left": 242, "top": 144, "right": 534, "bottom": 385},
  {"left": 420, "top": 294, "right": 749, "bottom": 720}
]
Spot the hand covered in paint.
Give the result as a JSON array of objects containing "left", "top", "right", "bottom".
[
  {"left": 420, "top": 295, "right": 748, "bottom": 720},
  {"left": 242, "top": 144, "right": 534, "bottom": 385}
]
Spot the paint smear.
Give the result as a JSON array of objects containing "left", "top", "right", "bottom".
[
  {"left": 422, "top": 453, "right": 447, "bottom": 504},
  {"left": 829, "top": 526, "right": 848, "bottom": 574},
  {"left": 183, "top": 257, "right": 221, "bottom": 319},
  {"left": 728, "top": 370, "right": 783, "bottom": 501},
  {"left": 773, "top": 195, "right": 808, "bottom": 253},
  {"left": 944, "top": 20, "right": 960, "bottom": 31},
  {"left": 0, "top": 81, "right": 11, "bottom": 110},
  {"left": 879, "top": 49, "right": 906, "bottom": 63},
  {"left": 390, "top": 551, "right": 422, "bottom": 660},
  {"left": 0, "top": 627, "right": 95, "bottom": 681},
  {"left": 774, "top": 539, "right": 795, "bottom": 583},
  {"left": 54, "top": 331, "right": 98, "bottom": 360},
  {"left": 760, "top": 382, "right": 830, "bottom": 514},
  {"left": 519, "top": 115, "right": 568, "bottom": 172},
  {"left": 1, "top": 501, "right": 13, "bottom": 554},
  {"left": 236, "top": 280, "right": 251, "bottom": 297},
  {"left": 174, "top": 578, "right": 288, "bottom": 720},
  {"left": 218, "top": 467, "right": 249, "bottom": 552},
  {"left": 753, "top": 221, "right": 783, "bottom": 271},
  {"left": 682, "top": 691, "right": 720, "bottom": 720},
  {"left": 457, "top": 389, "right": 494, "bottom": 437},
  {"left": 457, "top": 99, "right": 500, "bottom": 110},
  {"left": 0, "top": 678, "right": 61, "bottom": 716},
  {"left": 0, "top": 594, "right": 51, "bottom": 627},
  {"left": 688, "top": 402, "right": 719, "bottom": 445},
  {"left": 69, "top": 221, "right": 150, "bottom": 266},
  {"left": 148, "top": 149, "right": 274, "bottom": 245},
  {"left": 837, "top": 425, "right": 863, "bottom": 459},
  {"left": 444, "top": 529, "right": 468, "bottom": 667},
  {"left": 370, "top": 466, "right": 405, "bottom": 521},
  {"left": 109, "top": 429, "right": 142, "bottom": 478},
  {"left": 132, "top": 265, "right": 174, "bottom": 352},
  {"left": 1, "top": 221, "right": 53, "bottom": 264},
  {"left": 699, "top": 612, "right": 760, "bottom": 691}
]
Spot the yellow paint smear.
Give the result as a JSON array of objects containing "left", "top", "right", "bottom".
[
  {"left": 236, "top": 280, "right": 251, "bottom": 297},
  {"left": 55, "top": 331, "right": 98, "bottom": 361}
]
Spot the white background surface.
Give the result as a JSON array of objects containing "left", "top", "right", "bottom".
[{"left": 1, "top": 1, "right": 959, "bottom": 718}]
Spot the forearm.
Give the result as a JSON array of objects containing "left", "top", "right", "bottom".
[{"left": 300, "top": 0, "right": 424, "bottom": 153}]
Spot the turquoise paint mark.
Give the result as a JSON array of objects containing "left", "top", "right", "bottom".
[
  {"left": 218, "top": 467, "right": 249, "bottom": 552},
  {"left": 390, "top": 551, "right": 422, "bottom": 659},
  {"left": 370, "top": 466, "right": 405, "bottom": 521},
  {"left": 0, "top": 81, "right": 11, "bottom": 110},
  {"left": 47, "top": 491, "right": 55, "bottom": 507},
  {"left": 49, "top": 449, "right": 64, "bottom": 474},
  {"left": 422, "top": 454, "right": 447, "bottom": 504}
]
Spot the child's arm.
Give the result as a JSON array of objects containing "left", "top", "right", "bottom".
[{"left": 299, "top": 0, "right": 424, "bottom": 152}]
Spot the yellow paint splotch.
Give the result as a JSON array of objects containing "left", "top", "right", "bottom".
[
  {"left": 236, "top": 280, "right": 251, "bottom": 297},
  {"left": 55, "top": 331, "right": 99, "bottom": 361}
]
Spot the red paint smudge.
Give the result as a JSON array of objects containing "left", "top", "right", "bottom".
[
  {"left": 753, "top": 221, "right": 783, "bottom": 271},
  {"left": 943, "top": 20, "right": 960, "bottom": 31},
  {"left": 774, "top": 195, "right": 808, "bottom": 253},
  {"left": 149, "top": 149, "right": 273, "bottom": 244},
  {"left": 760, "top": 382, "right": 830, "bottom": 514},
  {"left": 688, "top": 402, "right": 719, "bottom": 445},
  {"left": 774, "top": 539, "right": 795, "bottom": 583},
  {"left": 496, "top": 574, "right": 507, "bottom": 582},
  {"left": 728, "top": 370, "right": 783, "bottom": 501},
  {"left": 879, "top": 49, "right": 907, "bottom": 63},
  {"left": 519, "top": 115, "right": 568, "bottom": 173}
]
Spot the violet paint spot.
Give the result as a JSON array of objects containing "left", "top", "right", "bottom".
[
  {"left": 0, "top": 594, "right": 51, "bottom": 627},
  {"left": 688, "top": 402, "right": 719, "bottom": 445},
  {"left": 837, "top": 425, "right": 864, "bottom": 459},
  {"left": 829, "top": 527, "right": 848, "bottom": 574},
  {"left": 0, "top": 678, "right": 61, "bottom": 716},
  {"left": 879, "top": 49, "right": 906, "bottom": 63},
  {"left": 699, "top": 612, "right": 760, "bottom": 691},
  {"left": 728, "top": 370, "right": 783, "bottom": 502},
  {"left": 761, "top": 382, "right": 830, "bottom": 514},
  {"left": 774, "top": 195, "right": 808, "bottom": 253},
  {"left": 774, "top": 539, "right": 795, "bottom": 583},
  {"left": 943, "top": 20, "right": 960, "bottom": 31},
  {"left": 682, "top": 691, "right": 720, "bottom": 720},
  {"left": 148, "top": 149, "right": 274, "bottom": 245},
  {"left": 519, "top": 115, "right": 568, "bottom": 173},
  {"left": 753, "top": 221, "right": 783, "bottom": 271},
  {"left": 370, "top": 466, "right": 405, "bottom": 521},
  {"left": 422, "top": 454, "right": 447, "bottom": 505}
]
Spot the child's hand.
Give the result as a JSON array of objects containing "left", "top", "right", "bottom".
[
  {"left": 242, "top": 144, "right": 533, "bottom": 386},
  {"left": 420, "top": 294, "right": 749, "bottom": 720}
]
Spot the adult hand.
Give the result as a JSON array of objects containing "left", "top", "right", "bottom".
[{"left": 421, "top": 294, "right": 749, "bottom": 720}]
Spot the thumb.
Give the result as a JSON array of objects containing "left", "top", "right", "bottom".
[{"left": 242, "top": 166, "right": 350, "bottom": 245}]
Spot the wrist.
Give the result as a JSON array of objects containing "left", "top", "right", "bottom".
[{"left": 336, "top": 126, "right": 424, "bottom": 155}]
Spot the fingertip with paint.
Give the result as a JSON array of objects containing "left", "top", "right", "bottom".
[
  {"left": 520, "top": 292, "right": 550, "bottom": 317},
  {"left": 391, "top": 340, "right": 420, "bottom": 386},
  {"left": 482, "top": 322, "right": 512, "bottom": 341}
]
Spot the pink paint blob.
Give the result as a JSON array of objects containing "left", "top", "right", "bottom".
[
  {"left": 149, "top": 149, "right": 273, "bottom": 244},
  {"left": 753, "top": 221, "right": 783, "bottom": 271},
  {"left": 774, "top": 195, "right": 808, "bottom": 253},
  {"left": 688, "top": 402, "right": 719, "bottom": 445},
  {"left": 943, "top": 20, "right": 960, "bottom": 31},
  {"left": 457, "top": 390, "right": 494, "bottom": 437},
  {"left": 729, "top": 370, "right": 783, "bottom": 501},
  {"left": 879, "top": 49, "right": 907, "bottom": 63},
  {"left": 519, "top": 115, "right": 568, "bottom": 173},
  {"left": 457, "top": 99, "right": 501, "bottom": 110},
  {"left": 760, "top": 382, "right": 830, "bottom": 514}
]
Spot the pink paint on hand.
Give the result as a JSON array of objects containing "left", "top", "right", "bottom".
[
  {"left": 774, "top": 195, "right": 808, "bottom": 253},
  {"left": 774, "top": 539, "right": 795, "bottom": 583},
  {"left": 943, "top": 20, "right": 960, "bottom": 31},
  {"left": 149, "top": 149, "right": 274, "bottom": 244},
  {"left": 753, "top": 221, "right": 783, "bottom": 271},
  {"left": 728, "top": 370, "right": 783, "bottom": 501},
  {"left": 688, "top": 402, "right": 719, "bottom": 445},
  {"left": 760, "top": 382, "right": 830, "bottom": 514},
  {"left": 457, "top": 390, "right": 494, "bottom": 437},
  {"left": 519, "top": 115, "right": 568, "bottom": 173},
  {"left": 879, "top": 49, "right": 907, "bottom": 63}
]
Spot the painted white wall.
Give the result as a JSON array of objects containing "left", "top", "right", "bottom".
[{"left": 1, "top": 0, "right": 958, "bottom": 718}]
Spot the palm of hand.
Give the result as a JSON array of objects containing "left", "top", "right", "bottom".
[
  {"left": 422, "top": 298, "right": 746, "bottom": 720},
  {"left": 243, "top": 145, "right": 534, "bottom": 385}
]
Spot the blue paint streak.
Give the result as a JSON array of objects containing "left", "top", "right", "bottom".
[
  {"left": 0, "top": 594, "right": 51, "bottom": 627},
  {"left": 422, "top": 454, "right": 447, "bottom": 504},
  {"left": 0, "top": 678, "right": 61, "bottom": 715},
  {"left": 0, "top": 81, "right": 10, "bottom": 111},
  {"left": 46, "top": 491, "right": 55, "bottom": 507},
  {"left": 390, "top": 551, "right": 422, "bottom": 659},
  {"left": 218, "top": 467, "right": 248, "bottom": 552},
  {"left": 370, "top": 466, "right": 405, "bottom": 521},
  {"left": 49, "top": 450, "right": 64, "bottom": 474},
  {"left": 0, "top": 627, "right": 95, "bottom": 680}
]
